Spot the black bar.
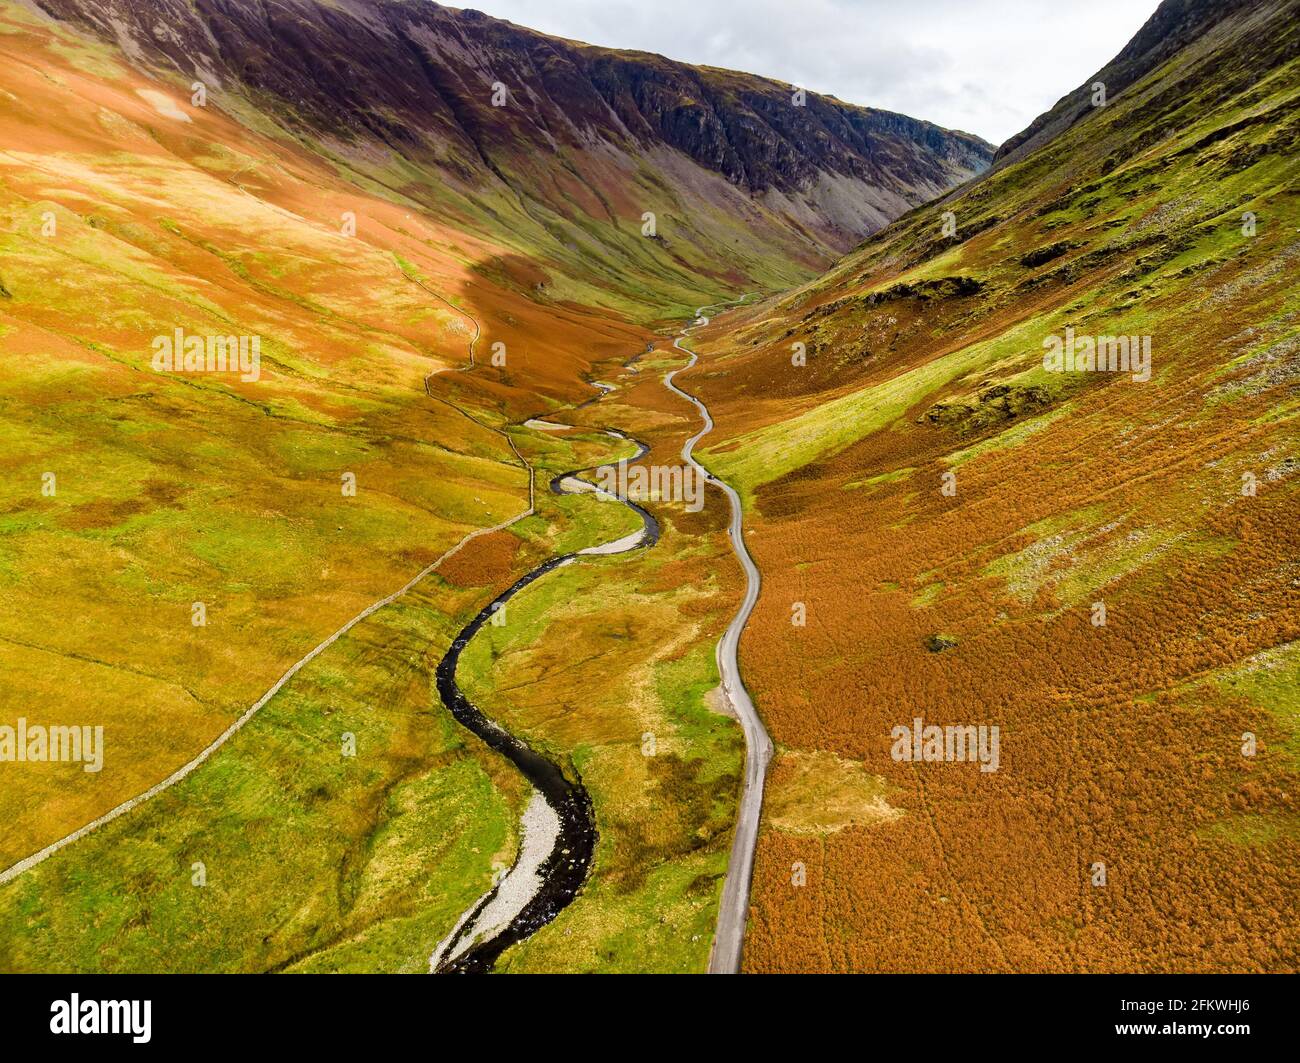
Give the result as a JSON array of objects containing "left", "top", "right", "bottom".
[{"left": 0, "top": 973, "right": 1289, "bottom": 1051}]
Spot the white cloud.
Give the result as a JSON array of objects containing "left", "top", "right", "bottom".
[{"left": 458, "top": 0, "right": 1159, "bottom": 144}]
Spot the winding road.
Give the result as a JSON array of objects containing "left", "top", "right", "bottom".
[{"left": 666, "top": 302, "right": 773, "bottom": 974}]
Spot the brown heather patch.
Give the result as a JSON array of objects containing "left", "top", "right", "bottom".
[
  {"left": 57, "top": 497, "right": 146, "bottom": 530},
  {"left": 721, "top": 351, "right": 1300, "bottom": 971},
  {"left": 434, "top": 529, "right": 522, "bottom": 588},
  {"left": 638, "top": 557, "right": 703, "bottom": 594}
]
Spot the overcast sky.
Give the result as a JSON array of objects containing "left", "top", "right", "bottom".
[{"left": 458, "top": 0, "right": 1159, "bottom": 145}]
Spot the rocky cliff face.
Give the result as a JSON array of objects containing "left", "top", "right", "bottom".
[
  {"left": 28, "top": 0, "right": 992, "bottom": 262},
  {"left": 575, "top": 48, "right": 991, "bottom": 197}
]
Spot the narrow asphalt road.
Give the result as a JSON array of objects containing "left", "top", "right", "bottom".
[{"left": 665, "top": 301, "right": 773, "bottom": 974}]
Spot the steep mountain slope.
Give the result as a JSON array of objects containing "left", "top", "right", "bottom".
[
  {"left": 685, "top": 0, "right": 1300, "bottom": 971},
  {"left": 25, "top": 0, "right": 992, "bottom": 317}
]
